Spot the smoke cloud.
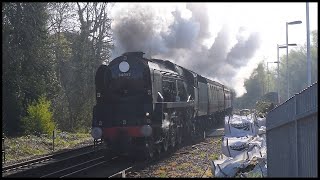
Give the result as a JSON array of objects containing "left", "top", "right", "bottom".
[{"left": 111, "top": 3, "right": 261, "bottom": 94}]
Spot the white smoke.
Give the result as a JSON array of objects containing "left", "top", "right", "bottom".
[{"left": 110, "top": 3, "right": 261, "bottom": 94}]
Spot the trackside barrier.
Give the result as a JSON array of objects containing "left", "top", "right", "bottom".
[
  {"left": 2, "top": 133, "right": 5, "bottom": 164},
  {"left": 109, "top": 167, "right": 132, "bottom": 178},
  {"left": 94, "top": 138, "right": 103, "bottom": 148},
  {"left": 266, "top": 82, "right": 317, "bottom": 177}
]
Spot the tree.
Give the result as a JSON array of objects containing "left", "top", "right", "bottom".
[
  {"left": 235, "top": 30, "right": 318, "bottom": 109},
  {"left": 21, "top": 95, "right": 56, "bottom": 135},
  {"left": 3, "top": 3, "right": 59, "bottom": 136},
  {"left": 277, "top": 30, "right": 318, "bottom": 100},
  {"left": 46, "top": 3, "right": 76, "bottom": 131},
  {"left": 45, "top": 3, "right": 113, "bottom": 132},
  {"left": 66, "top": 2, "right": 113, "bottom": 131}
]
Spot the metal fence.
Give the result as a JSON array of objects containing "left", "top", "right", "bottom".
[{"left": 266, "top": 82, "right": 318, "bottom": 177}]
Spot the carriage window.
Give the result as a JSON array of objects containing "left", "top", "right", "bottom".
[
  {"left": 177, "top": 80, "right": 187, "bottom": 101},
  {"left": 163, "top": 80, "right": 176, "bottom": 102}
]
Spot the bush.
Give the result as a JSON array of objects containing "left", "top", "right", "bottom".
[
  {"left": 22, "top": 95, "right": 56, "bottom": 136},
  {"left": 255, "top": 100, "right": 274, "bottom": 116}
]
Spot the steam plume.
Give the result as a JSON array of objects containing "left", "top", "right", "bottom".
[{"left": 111, "top": 3, "right": 261, "bottom": 93}]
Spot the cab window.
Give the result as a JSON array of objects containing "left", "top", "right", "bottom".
[{"left": 162, "top": 80, "right": 176, "bottom": 102}]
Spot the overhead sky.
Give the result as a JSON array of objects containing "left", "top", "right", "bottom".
[{"left": 109, "top": 2, "right": 318, "bottom": 97}]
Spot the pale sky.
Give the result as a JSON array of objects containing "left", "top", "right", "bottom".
[
  {"left": 205, "top": 2, "right": 318, "bottom": 96},
  {"left": 111, "top": 2, "right": 318, "bottom": 97}
]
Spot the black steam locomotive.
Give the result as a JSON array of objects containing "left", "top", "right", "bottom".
[{"left": 91, "top": 52, "right": 233, "bottom": 159}]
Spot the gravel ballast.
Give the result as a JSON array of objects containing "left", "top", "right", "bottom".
[{"left": 127, "top": 136, "right": 222, "bottom": 178}]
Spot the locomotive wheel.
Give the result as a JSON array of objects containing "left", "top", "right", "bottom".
[
  {"left": 162, "top": 132, "right": 169, "bottom": 152},
  {"left": 191, "top": 122, "right": 197, "bottom": 141},
  {"left": 170, "top": 129, "right": 176, "bottom": 148},
  {"left": 210, "top": 116, "right": 214, "bottom": 128},
  {"left": 145, "top": 142, "right": 154, "bottom": 159},
  {"left": 156, "top": 143, "right": 161, "bottom": 155},
  {"left": 142, "top": 137, "right": 155, "bottom": 160},
  {"left": 177, "top": 128, "right": 182, "bottom": 145}
]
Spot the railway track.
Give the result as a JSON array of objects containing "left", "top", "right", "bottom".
[
  {"left": 108, "top": 127, "right": 224, "bottom": 178},
  {"left": 2, "top": 139, "right": 104, "bottom": 177},
  {"left": 41, "top": 155, "right": 112, "bottom": 177},
  {"left": 107, "top": 147, "right": 182, "bottom": 178},
  {"left": 3, "top": 128, "right": 219, "bottom": 178},
  {"left": 3, "top": 140, "right": 143, "bottom": 178},
  {"left": 62, "top": 141, "right": 190, "bottom": 177}
]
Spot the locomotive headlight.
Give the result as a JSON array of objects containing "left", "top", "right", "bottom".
[
  {"left": 145, "top": 112, "right": 150, "bottom": 117},
  {"left": 119, "top": 61, "right": 130, "bottom": 72},
  {"left": 141, "top": 125, "right": 152, "bottom": 137},
  {"left": 91, "top": 127, "right": 102, "bottom": 139}
]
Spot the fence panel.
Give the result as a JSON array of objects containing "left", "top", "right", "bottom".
[{"left": 267, "top": 82, "right": 318, "bottom": 177}]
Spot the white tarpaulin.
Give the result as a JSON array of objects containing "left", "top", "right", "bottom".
[
  {"left": 211, "top": 113, "right": 267, "bottom": 177},
  {"left": 221, "top": 135, "right": 266, "bottom": 157},
  {"left": 224, "top": 115, "right": 259, "bottom": 137}
]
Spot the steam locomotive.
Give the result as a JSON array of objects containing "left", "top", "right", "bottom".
[{"left": 91, "top": 52, "right": 233, "bottom": 159}]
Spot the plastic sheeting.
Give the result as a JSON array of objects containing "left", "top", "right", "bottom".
[
  {"left": 211, "top": 113, "right": 267, "bottom": 177},
  {"left": 224, "top": 115, "right": 259, "bottom": 137}
]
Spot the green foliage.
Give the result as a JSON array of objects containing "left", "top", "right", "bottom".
[
  {"left": 3, "top": 3, "right": 114, "bottom": 136},
  {"left": 2, "top": 3, "right": 59, "bottom": 136},
  {"left": 209, "top": 154, "right": 219, "bottom": 160},
  {"left": 255, "top": 101, "right": 273, "bottom": 115},
  {"left": 312, "top": 30, "right": 318, "bottom": 48},
  {"left": 234, "top": 62, "right": 267, "bottom": 109},
  {"left": 22, "top": 96, "right": 56, "bottom": 135}
]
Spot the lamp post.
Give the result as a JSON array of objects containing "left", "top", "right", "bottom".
[
  {"left": 286, "top": 20, "right": 302, "bottom": 99},
  {"left": 306, "top": 2, "right": 311, "bottom": 86},
  {"left": 277, "top": 43, "right": 296, "bottom": 103}
]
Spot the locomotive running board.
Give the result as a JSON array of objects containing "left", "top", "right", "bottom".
[{"left": 161, "top": 101, "right": 194, "bottom": 108}]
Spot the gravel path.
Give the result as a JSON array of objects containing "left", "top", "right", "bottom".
[{"left": 127, "top": 136, "right": 223, "bottom": 178}]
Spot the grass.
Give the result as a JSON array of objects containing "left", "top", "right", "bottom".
[
  {"left": 203, "top": 168, "right": 213, "bottom": 177},
  {"left": 187, "top": 172, "right": 198, "bottom": 177},
  {"left": 159, "top": 172, "right": 168, "bottom": 178},
  {"left": 194, "top": 166, "right": 205, "bottom": 174},
  {"left": 217, "top": 138, "right": 222, "bottom": 145},
  {"left": 209, "top": 153, "right": 219, "bottom": 160},
  {"left": 168, "top": 162, "right": 178, "bottom": 166},
  {"left": 3, "top": 132, "right": 92, "bottom": 164},
  {"left": 199, "top": 152, "right": 206, "bottom": 159},
  {"left": 176, "top": 162, "right": 191, "bottom": 170},
  {"left": 154, "top": 169, "right": 168, "bottom": 177}
]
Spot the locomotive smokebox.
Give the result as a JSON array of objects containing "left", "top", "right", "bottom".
[{"left": 122, "top": 51, "right": 145, "bottom": 58}]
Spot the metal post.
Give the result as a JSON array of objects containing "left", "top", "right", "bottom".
[
  {"left": 267, "top": 62, "right": 269, "bottom": 93},
  {"left": 94, "top": 139, "right": 98, "bottom": 148},
  {"left": 294, "top": 95, "right": 298, "bottom": 176},
  {"left": 277, "top": 45, "right": 280, "bottom": 104},
  {"left": 285, "top": 21, "right": 302, "bottom": 99},
  {"left": 52, "top": 130, "right": 55, "bottom": 152},
  {"left": 306, "top": 2, "right": 311, "bottom": 86},
  {"left": 2, "top": 133, "right": 5, "bottom": 164},
  {"left": 286, "top": 22, "right": 289, "bottom": 99}
]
